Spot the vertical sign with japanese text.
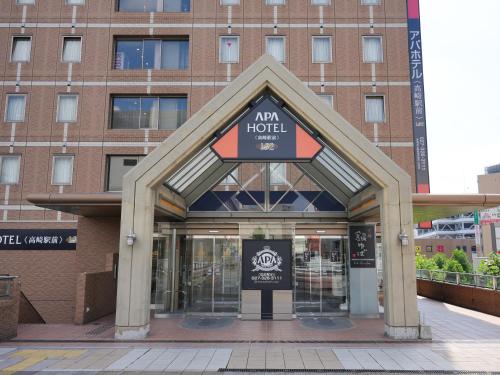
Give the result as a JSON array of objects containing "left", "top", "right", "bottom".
[
  {"left": 349, "top": 225, "right": 376, "bottom": 268},
  {"left": 408, "top": 0, "right": 431, "bottom": 229}
]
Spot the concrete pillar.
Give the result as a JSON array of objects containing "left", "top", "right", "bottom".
[
  {"left": 378, "top": 186, "right": 421, "bottom": 339},
  {"left": 115, "top": 185, "right": 155, "bottom": 339}
]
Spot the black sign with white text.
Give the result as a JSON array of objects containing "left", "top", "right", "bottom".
[
  {"left": 349, "top": 225, "right": 376, "bottom": 268},
  {"left": 242, "top": 239, "right": 292, "bottom": 290},
  {"left": 0, "top": 229, "right": 77, "bottom": 250}
]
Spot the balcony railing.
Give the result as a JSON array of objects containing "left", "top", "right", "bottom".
[
  {"left": 0, "top": 276, "right": 17, "bottom": 297},
  {"left": 417, "top": 269, "right": 499, "bottom": 291}
]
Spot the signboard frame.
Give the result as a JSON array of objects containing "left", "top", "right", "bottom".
[
  {"left": 348, "top": 224, "right": 376, "bottom": 268},
  {"left": 241, "top": 239, "right": 293, "bottom": 291}
]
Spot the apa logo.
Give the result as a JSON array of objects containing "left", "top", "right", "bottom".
[
  {"left": 255, "top": 112, "right": 279, "bottom": 121},
  {"left": 251, "top": 246, "right": 283, "bottom": 272}
]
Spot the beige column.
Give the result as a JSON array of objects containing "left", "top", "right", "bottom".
[
  {"left": 378, "top": 183, "right": 421, "bottom": 339},
  {"left": 115, "top": 184, "right": 156, "bottom": 339}
]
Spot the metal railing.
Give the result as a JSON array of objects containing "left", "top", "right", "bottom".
[
  {"left": 0, "top": 276, "right": 17, "bottom": 297},
  {"left": 417, "top": 269, "right": 499, "bottom": 291}
]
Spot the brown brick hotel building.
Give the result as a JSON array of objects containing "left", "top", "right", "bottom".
[{"left": 0, "top": 0, "right": 433, "bottom": 339}]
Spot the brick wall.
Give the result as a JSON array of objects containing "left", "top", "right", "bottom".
[
  {"left": 74, "top": 271, "right": 117, "bottom": 324},
  {"left": 0, "top": 278, "right": 20, "bottom": 340}
]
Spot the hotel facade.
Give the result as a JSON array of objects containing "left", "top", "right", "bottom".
[{"left": 0, "top": 0, "right": 438, "bottom": 339}]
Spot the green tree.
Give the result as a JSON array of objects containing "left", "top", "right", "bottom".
[
  {"left": 415, "top": 251, "right": 437, "bottom": 270},
  {"left": 443, "top": 259, "right": 464, "bottom": 273},
  {"left": 432, "top": 253, "right": 448, "bottom": 269},
  {"left": 450, "top": 249, "right": 472, "bottom": 273},
  {"left": 478, "top": 252, "right": 500, "bottom": 276}
]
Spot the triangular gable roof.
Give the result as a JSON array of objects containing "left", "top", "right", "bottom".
[{"left": 122, "top": 55, "right": 411, "bottom": 198}]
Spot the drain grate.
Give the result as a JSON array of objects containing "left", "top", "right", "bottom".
[
  {"left": 299, "top": 317, "right": 353, "bottom": 330},
  {"left": 85, "top": 323, "right": 114, "bottom": 336},
  {"left": 180, "top": 316, "right": 234, "bottom": 330},
  {"left": 220, "top": 370, "right": 499, "bottom": 375}
]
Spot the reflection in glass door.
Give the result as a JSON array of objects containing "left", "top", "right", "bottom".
[
  {"left": 189, "top": 236, "right": 240, "bottom": 314},
  {"left": 294, "top": 236, "right": 347, "bottom": 315}
]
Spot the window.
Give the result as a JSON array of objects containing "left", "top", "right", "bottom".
[
  {"left": 361, "top": 0, "right": 381, "bottom": 5},
  {"left": 57, "top": 95, "right": 78, "bottom": 123},
  {"left": 266, "top": 0, "right": 285, "bottom": 5},
  {"left": 62, "top": 37, "right": 82, "bottom": 63},
  {"left": 318, "top": 94, "right": 334, "bottom": 108},
  {"left": 365, "top": 96, "right": 385, "bottom": 122},
  {"left": 0, "top": 156, "right": 20, "bottom": 185},
  {"left": 270, "top": 163, "right": 286, "bottom": 184},
  {"left": 107, "top": 155, "right": 145, "bottom": 191},
  {"left": 5, "top": 95, "right": 26, "bottom": 122},
  {"left": 363, "top": 36, "right": 383, "bottom": 63},
  {"left": 312, "top": 36, "right": 332, "bottom": 63},
  {"left": 111, "top": 96, "right": 187, "bottom": 130},
  {"left": 266, "top": 36, "right": 285, "bottom": 63},
  {"left": 114, "top": 38, "right": 189, "bottom": 70},
  {"left": 16, "top": 0, "right": 35, "bottom": 4},
  {"left": 52, "top": 155, "right": 74, "bottom": 185},
  {"left": 117, "top": 0, "right": 190, "bottom": 12},
  {"left": 219, "top": 36, "right": 239, "bottom": 63},
  {"left": 66, "top": 0, "right": 84, "bottom": 5},
  {"left": 221, "top": 169, "right": 238, "bottom": 184},
  {"left": 221, "top": 0, "right": 239, "bottom": 4},
  {"left": 11, "top": 36, "right": 31, "bottom": 63},
  {"left": 312, "top": 0, "right": 330, "bottom": 4}
]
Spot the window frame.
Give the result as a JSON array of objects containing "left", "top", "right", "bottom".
[
  {"left": 220, "top": 0, "right": 240, "bottom": 5},
  {"left": 106, "top": 154, "right": 145, "bottom": 192},
  {"left": 65, "top": 0, "right": 85, "bottom": 5},
  {"left": 110, "top": 95, "right": 188, "bottom": 130},
  {"left": 221, "top": 168, "right": 239, "bottom": 185},
  {"left": 0, "top": 155, "right": 21, "bottom": 185},
  {"left": 4, "top": 94, "right": 27, "bottom": 123},
  {"left": 318, "top": 94, "right": 334, "bottom": 108},
  {"left": 113, "top": 37, "right": 189, "bottom": 70},
  {"left": 266, "top": 0, "right": 286, "bottom": 5},
  {"left": 219, "top": 35, "right": 240, "bottom": 64},
  {"left": 116, "top": 0, "right": 191, "bottom": 13},
  {"left": 10, "top": 35, "right": 32, "bottom": 63},
  {"left": 51, "top": 154, "right": 74, "bottom": 186},
  {"left": 61, "top": 36, "right": 83, "bottom": 63},
  {"left": 311, "top": 35, "right": 332, "bottom": 63},
  {"left": 361, "top": 0, "right": 381, "bottom": 5},
  {"left": 265, "top": 35, "right": 286, "bottom": 63},
  {"left": 311, "top": 0, "right": 331, "bottom": 5},
  {"left": 56, "top": 94, "right": 79, "bottom": 123},
  {"left": 362, "top": 35, "right": 383, "bottom": 63},
  {"left": 364, "top": 95, "right": 386, "bottom": 123},
  {"left": 16, "top": 0, "right": 35, "bottom": 5},
  {"left": 270, "top": 162, "right": 287, "bottom": 185}
]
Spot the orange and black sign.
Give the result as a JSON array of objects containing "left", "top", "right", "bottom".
[{"left": 212, "top": 96, "right": 322, "bottom": 161}]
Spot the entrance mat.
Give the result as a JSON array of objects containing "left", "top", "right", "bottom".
[
  {"left": 180, "top": 316, "right": 235, "bottom": 330},
  {"left": 299, "top": 317, "right": 353, "bottom": 330}
]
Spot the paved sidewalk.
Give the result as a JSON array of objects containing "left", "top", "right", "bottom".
[
  {"left": 12, "top": 297, "right": 500, "bottom": 343},
  {"left": 1, "top": 343, "right": 500, "bottom": 372}
]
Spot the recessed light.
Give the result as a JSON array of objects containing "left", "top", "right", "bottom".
[
  {"left": 209, "top": 230, "right": 219, "bottom": 233},
  {"left": 316, "top": 230, "right": 326, "bottom": 233}
]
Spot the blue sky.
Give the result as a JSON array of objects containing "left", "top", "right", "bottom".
[{"left": 420, "top": 0, "right": 500, "bottom": 193}]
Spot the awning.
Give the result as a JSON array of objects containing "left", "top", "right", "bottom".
[{"left": 27, "top": 192, "right": 500, "bottom": 221}]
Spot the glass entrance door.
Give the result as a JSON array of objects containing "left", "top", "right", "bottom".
[
  {"left": 294, "top": 236, "right": 347, "bottom": 315},
  {"left": 189, "top": 236, "right": 240, "bottom": 314}
]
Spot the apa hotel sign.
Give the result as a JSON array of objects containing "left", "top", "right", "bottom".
[{"left": 212, "top": 96, "right": 323, "bottom": 161}]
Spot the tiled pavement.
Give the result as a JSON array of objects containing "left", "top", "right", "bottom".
[
  {"left": 13, "top": 297, "right": 500, "bottom": 342},
  {"left": 2, "top": 297, "right": 500, "bottom": 373},
  {"left": 2, "top": 344, "right": 500, "bottom": 372}
]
